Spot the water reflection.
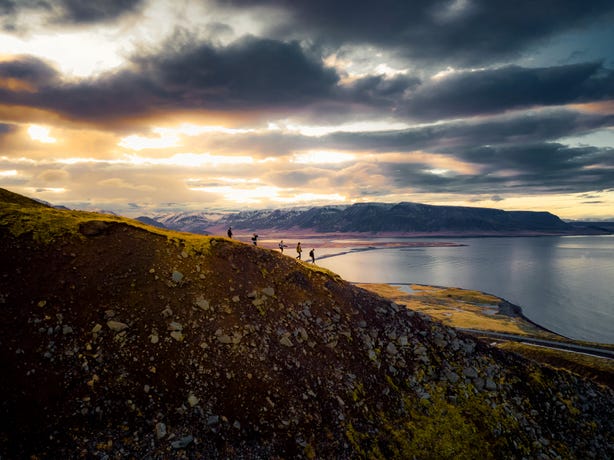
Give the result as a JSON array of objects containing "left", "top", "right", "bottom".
[{"left": 318, "top": 236, "right": 614, "bottom": 344}]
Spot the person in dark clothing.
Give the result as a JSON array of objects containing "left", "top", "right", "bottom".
[
  {"left": 279, "top": 240, "right": 286, "bottom": 253},
  {"left": 227, "top": 227, "right": 233, "bottom": 238},
  {"left": 251, "top": 234, "right": 258, "bottom": 245},
  {"left": 296, "top": 242, "right": 302, "bottom": 259},
  {"left": 309, "top": 248, "right": 315, "bottom": 263}
]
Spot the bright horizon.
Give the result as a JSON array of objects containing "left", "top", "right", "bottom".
[{"left": 1, "top": 1, "right": 613, "bottom": 220}]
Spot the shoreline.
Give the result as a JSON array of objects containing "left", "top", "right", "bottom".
[
  {"left": 357, "top": 282, "right": 614, "bottom": 388},
  {"left": 230, "top": 233, "right": 613, "bottom": 347},
  {"left": 356, "top": 282, "right": 614, "bottom": 351},
  {"left": 216, "top": 232, "right": 613, "bottom": 252},
  {"left": 208, "top": 226, "right": 612, "bottom": 240}
]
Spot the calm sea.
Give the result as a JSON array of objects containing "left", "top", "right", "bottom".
[{"left": 315, "top": 235, "right": 614, "bottom": 344}]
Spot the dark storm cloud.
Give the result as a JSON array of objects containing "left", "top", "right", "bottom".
[
  {"left": 457, "top": 143, "right": 611, "bottom": 176},
  {"left": 215, "top": 0, "right": 614, "bottom": 65},
  {"left": 1, "top": 38, "right": 613, "bottom": 131},
  {"left": 0, "top": 36, "right": 339, "bottom": 123},
  {"left": 341, "top": 74, "right": 420, "bottom": 108},
  {"left": 55, "top": 0, "right": 145, "bottom": 23},
  {"left": 0, "top": 123, "right": 15, "bottom": 135},
  {"left": 137, "top": 36, "right": 339, "bottom": 107},
  {"left": 404, "top": 62, "right": 614, "bottom": 120},
  {"left": 0, "top": 0, "right": 144, "bottom": 28},
  {"left": 327, "top": 110, "right": 614, "bottom": 153},
  {"left": 373, "top": 143, "right": 614, "bottom": 196},
  {"left": 0, "top": 55, "right": 59, "bottom": 86}
]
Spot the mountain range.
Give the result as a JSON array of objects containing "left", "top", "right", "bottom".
[
  {"left": 141, "top": 202, "right": 610, "bottom": 236},
  {"left": 1, "top": 187, "right": 613, "bottom": 458}
]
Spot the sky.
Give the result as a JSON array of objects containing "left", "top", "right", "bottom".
[{"left": 0, "top": 0, "right": 613, "bottom": 219}]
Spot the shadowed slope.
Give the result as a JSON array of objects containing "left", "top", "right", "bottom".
[{"left": 0, "top": 188, "right": 613, "bottom": 458}]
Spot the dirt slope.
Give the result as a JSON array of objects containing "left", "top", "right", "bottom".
[{"left": 0, "top": 188, "right": 613, "bottom": 458}]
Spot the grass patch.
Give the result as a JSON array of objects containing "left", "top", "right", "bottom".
[
  {"left": 345, "top": 382, "right": 524, "bottom": 459},
  {"left": 0, "top": 196, "right": 215, "bottom": 249},
  {"left": 497, "top": 342, "right": 614, "bottom": 389},
  {"left": 358, "top": 283, "right": 531, "bottom": 336}
]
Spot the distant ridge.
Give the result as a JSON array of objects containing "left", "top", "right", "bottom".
[{"left": 154, "top": 202, "right": 585, "bottom": 236}]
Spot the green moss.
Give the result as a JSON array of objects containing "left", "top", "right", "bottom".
[
  {"left": 1, "top": 204, "right": 106, "bottom": 243},
  {"left": 304, "top": 263, "right": 342, "bottom": 280},
  {"left": 303, "top": 443, "right": 316, "bottom": 459},
  {"left": 351, "top": 382, "right": 365, "bottom": 403},
  {"left": 345, "top": 382, "right": 528, "bottom": 459},
  {"left": 0, "top": 197, "right": 215, "bottom": 252}
]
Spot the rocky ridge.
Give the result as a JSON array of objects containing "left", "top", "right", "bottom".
[{"left": 0, "top": 188, "right": 613, "bottom": 458}]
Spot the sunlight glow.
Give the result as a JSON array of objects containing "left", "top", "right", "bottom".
[
  {"left": 28, "top": 125, "right": 56, "bottom": 144},
  {"left": 280, "top": 120, "right": 410, "bottom": 136},
  {"left": 0, "top": 31, "right": 126, "bottom": 78},
  {"left": 119, "top": 124, "right": 255, "bottom": 150},
  {"left": 276, "top": 193, "right": 346, "bottom": 203},
  {"left": 119, "top": 133, "right": 180, "bottom": 151},
  {"left": 190, "top": 183, "right": 347, "bottom": 205},
  {"left": 203, "top": 177, "right": 260, "bottom": 184},
  {"left": 0, "top": 169, "right": 17, "bottom": 176},
  {"left": 57, "top": 153, "right": 254, "bottom": 167},
  {"left": 31, "top": 187, "right": 66, "bottom": 194},
  {"left": 292, "top": 151, "right": 356, "bottom": 164},
  {"left": 427, "top": 168, "right": 450, "bottom": 175},
  {"left": 57, "top": 157, "right": 111, "bottom": 165},
  {"left": 126, "top": 153, "right": 254, "bottom": 167},
  {"left": 374, "top": 63, "right": 408, "bottom": 78},
  {"left": 175, "top": 124, "right": 254, "bottom": 136},
  {"left": 98, "top": 178, "right": 155, "bottom": 192},
  {"left": 190, "top": 185, "right": 281, "bottom": 203}
]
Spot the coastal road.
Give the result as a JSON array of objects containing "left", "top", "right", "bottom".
[{"left": 458, "top": 328, "right": 614, "bottom": 360}]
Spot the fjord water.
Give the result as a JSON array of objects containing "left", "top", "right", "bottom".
[{"left": 317, "top": 235, "right": 614, "bottom": 344}]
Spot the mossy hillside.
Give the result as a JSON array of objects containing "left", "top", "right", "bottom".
[
  {"left": 346, "top": 383, "right": 517, "bottom": 460},
  {"left": 0, "top": 190, "right": 204, "bottom": 247},
  {"left": 1, "top": 188, "right": 613, "bottom": 458},
  {"left": 498, "top": 342, "right": 614, "bottom": 388},
  {"left": 342, "top": 332, "right": 609, "bottom": 459},
  {"left": 0, "top": 188, "right": 337, "bottom": 282}
]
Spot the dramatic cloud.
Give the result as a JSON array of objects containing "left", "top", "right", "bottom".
[
  {"left": 0, "top": 0, "right": 145, "bottom": 29},
  {"left": 374, "top": 143, "right": 614, "bottom": 195},
  {"left": 326, "top": 110, "right": 614, "bottom": 153},
  {"left": 215, "top": 0, "right": 614, "bottom": 65},
  {"left": 0, "top": 37, "right": 340, "bottom": 124},
  {"left": 0, "top": 0, "right": 612, "bottom": 219},
  {"left": 404, "top": 63, "right": 614, "bottom": 120},
  {"left": 0, "top": 56, "right": 59, "bottom": 87}
]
